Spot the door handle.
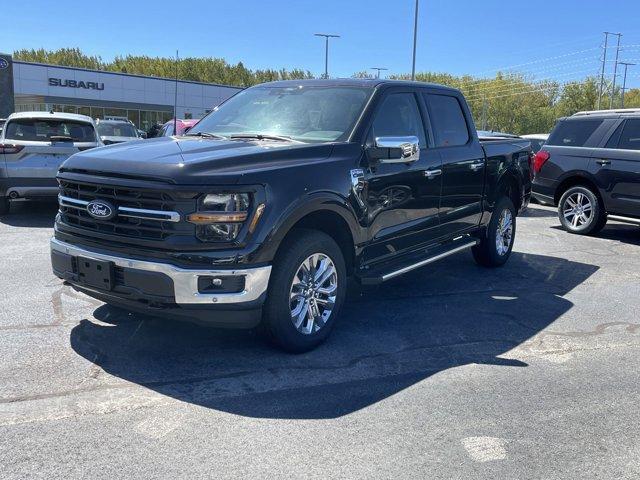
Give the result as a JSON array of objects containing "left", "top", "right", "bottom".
[
  {"left": 596, "top": 159, "right": 611, "bottom": 166},
  {"left": 469, "top": 161, "right": 484, "bottom": 171},
  {"left": 423, "top": 169, "right": 442, "bottom": 179}
]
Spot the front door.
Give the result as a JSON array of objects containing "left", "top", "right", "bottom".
[
  {"left": 422, "top": 92, "right": 485, "bottom": 238},
  {"left": 589, "top": 118, "right": 640, "bottom": 218},
  {"left": 360, "top": 90, "right": 442, "bottom": 264}
]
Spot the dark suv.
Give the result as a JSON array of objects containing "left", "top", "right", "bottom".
[{"left": 532, "top": 109, "right": 640, "bottom": 234}]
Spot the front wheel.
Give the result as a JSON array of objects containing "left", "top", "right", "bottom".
[
  {"left": 262, "top": 229, "right": 347, "bottom": 353},
  {"left": 472, "top": 197, "right": 516, "bottom": 268}
]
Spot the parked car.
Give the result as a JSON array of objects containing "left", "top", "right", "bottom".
[
  {"left": 532, "top": 108, "right": 640, "bottom": 234},
  {"left": 522, "top": 133, "right": 548, "bottom": 153},
  {"left": 0, "top": 111, "right": 101, "bottom": 214},
  {"left": 95, "top": 119, "right": 141, "bottom": 145},
  {"left": 51, "top": 79, "right": 532, "bottom": 352},
  {"left": 160, "top": 119, "right": 199, "bottom": 136}
]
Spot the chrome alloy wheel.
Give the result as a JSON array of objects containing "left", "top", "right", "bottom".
[
  {"left": 563, "top": 192, "right": 593, "bottom": 229},
  {"left": 495, "top": 208, "right": 513, "bottom": 256},
  {"left": 289, "top": 253, "right": 338, "bottom": 335}
]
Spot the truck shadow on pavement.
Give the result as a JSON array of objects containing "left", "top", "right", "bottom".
[
  {"left": 0, "top": 200, "right": 58, "bottom": 228},
  {"left": 70, "top": 251, "right": 598, "bottom": 419}
]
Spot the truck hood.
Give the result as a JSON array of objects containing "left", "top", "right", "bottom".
[{"left": 60, "top": 136, "right": 335, "bottom": 185}]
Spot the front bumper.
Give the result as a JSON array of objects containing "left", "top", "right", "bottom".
[{"left": 50, "top": 238, "right": 272, "bottom": 328}]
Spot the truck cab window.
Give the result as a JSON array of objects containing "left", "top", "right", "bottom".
[
  {"left": 371, "top": 93, "right": 426, "bottom": 147},
  {"left": 424, "top": 94, "right": 469, "bottom": 147}
]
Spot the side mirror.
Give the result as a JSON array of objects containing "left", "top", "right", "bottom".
[{"left": 367, "top": 136, "right": 420, "bottom": 164}]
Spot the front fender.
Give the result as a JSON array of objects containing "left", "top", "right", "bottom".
[{"left": 253, "top": 192, "right": 363, "bottom": 263}]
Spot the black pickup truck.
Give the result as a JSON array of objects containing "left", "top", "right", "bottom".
[{"left": 51, "top": 79, "right": 532, "bottom": 352}]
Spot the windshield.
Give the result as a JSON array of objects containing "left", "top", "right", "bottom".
[
  {"left": 4, "top": 118, "right": 97, "bottom": 142},
  {"left": 97, "top": 122, "right": 138, "bottom": 138},
  {"left": 189, "top": 85, "right": 372, "bottom": 143}
]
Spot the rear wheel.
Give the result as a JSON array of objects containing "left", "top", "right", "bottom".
[
  {"left": 558, "top": 186, "right": 606, "bottom": 235},
  {"left": 262, "top": 229, "right": 347, "bottom": 353},
  {"left": 472, "top": 197, "right": 516, "bottom": 268},
  {"left": 0, "top": 197, "right": 9, "bottom": 215}
]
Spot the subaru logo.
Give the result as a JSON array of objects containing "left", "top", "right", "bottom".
[
  {"left": 86, "top": 200, "right": 116, "bottom": 220},
  {"left": 0, "top": 58, "right": 8, "bottom": 70}
]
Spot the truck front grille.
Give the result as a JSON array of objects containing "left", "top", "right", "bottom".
[{"left": 58, "top": 180, "right": 196, "bottom": 241}]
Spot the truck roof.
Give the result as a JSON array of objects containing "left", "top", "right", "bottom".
[{"left": 257, "top": 78, "right": 460, "bottom": 93}]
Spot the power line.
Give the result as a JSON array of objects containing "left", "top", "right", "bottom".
[
  {"left": 464, "top": 68, "right": 600, "bottom": 100},
  {"left": 454, "top": 57, "right": 601, "bottom": 92}
]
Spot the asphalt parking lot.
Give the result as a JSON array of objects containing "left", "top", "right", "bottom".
[{"left": 1, "top": 201, "right": 639, "bottom": 479}]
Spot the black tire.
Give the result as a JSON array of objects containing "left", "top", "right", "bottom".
[
  {"left": 557, "top": 185, "right": 607, "bottom": 235},
  {"left": 262, "top": 229, "right": 347, "bottom": 353},
  {"left": 0, "top": 197, "right": 9, "bottom": 216},
  {"left": 472, "top": 196, "right": 517, "bottom": 268}
]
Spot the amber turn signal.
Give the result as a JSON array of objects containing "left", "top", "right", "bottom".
[{"left": 186, "top": 212, "right": 248, "bottom": 224}]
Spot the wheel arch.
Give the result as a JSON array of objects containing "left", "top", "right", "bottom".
[
  {"left": 261, "top": 193, "right": 361, "bottom": 275},
  {"left": 553, "top": 173, "right": 604, "bottom": 207}
]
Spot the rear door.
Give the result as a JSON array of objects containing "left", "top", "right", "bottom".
[
  {"left": 422, "top": 92, "right": 485, "bottom": 237},
  {"left": 589, "top": 118, "right": 640, "bottom": 217},
  {"left": 3, "top": 118, "right": 97, "bottom": 179}
]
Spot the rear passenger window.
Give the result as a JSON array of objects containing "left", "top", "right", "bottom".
[
  {"left": 547, "top": 119, "right": 603, "bottom": 147},
  {"left": 424, "top": 94, "right": 469, "bottom": 147},
  {"left": 616, "top": 119, "right": 640, "bottom": 150},
  {"left": 371, "top": 93, "right": 426, "bottom": 147}
]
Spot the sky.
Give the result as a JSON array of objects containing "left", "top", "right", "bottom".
[{"left": 1, "top": 0, "right": 640, "bottom": 89}]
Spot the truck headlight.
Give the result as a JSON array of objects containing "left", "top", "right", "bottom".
[{"left": 187, "top": 193, "right": 250, "bottom": 242}]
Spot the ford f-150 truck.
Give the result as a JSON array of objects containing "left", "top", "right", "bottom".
[{"left": 51, "top": 79, "right": 532, "bottom": 352}]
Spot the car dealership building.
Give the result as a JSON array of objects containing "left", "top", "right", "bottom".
[{"left": 0, "top": 53, "right": 241, "bottom": 131}]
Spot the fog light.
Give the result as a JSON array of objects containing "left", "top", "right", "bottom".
[{"left": 197, "top": 275, "right": 245, "bottom": 293}]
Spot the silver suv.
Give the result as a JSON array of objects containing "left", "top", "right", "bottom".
[{"left": 0, "top": 111, "right": 101, "bottom": 214}]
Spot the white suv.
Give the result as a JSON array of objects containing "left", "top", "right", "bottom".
[{"left": 0, "top": 111, "right": 102, "bottom": 214}]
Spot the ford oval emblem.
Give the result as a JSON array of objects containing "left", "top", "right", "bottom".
[
  {"left": 0, "top": 58, "right": 8, "bottom": 70},
  {"left": 86, "top": 200, "right": 116, "bottom": 220}
]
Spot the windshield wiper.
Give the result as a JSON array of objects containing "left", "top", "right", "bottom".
[
  {"left": 184, "top": 132, "right": 227, "bottom": 139},
  {"left": 230, "top": 133, "right": 301, "bottom": 143}
]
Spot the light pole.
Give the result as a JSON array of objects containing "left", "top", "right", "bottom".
[
  {"left": 371, "top": 67, "right": 388, "bottom": 79},
  {"left": 620, "top": 62, "right": 635, "bottom": 108},
  {"left": 314, "top": 33, "right": 340, "bottom": 79},
  {"left": 411, "top": 0, "right": 419, "bottom": 80}
]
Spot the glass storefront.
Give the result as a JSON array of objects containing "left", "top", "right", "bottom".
[{"left": 14, "top": 102, "right": 172, "bottom": 132}]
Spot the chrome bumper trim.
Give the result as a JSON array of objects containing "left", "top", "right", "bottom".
[
  {"left": 58, "top": 195, "right": 181, "bottom": 222},
  {"left": 50, "top": 238, "right": 271, "bottom": 305}
]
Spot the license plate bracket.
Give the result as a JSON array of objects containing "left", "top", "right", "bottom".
[{"left": 77, "top": 256, "right": 114, "bottom": 291}]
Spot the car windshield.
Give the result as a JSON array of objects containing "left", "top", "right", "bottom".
[
  {"left": 97, "top": 122, "right": 137, "bottom": 138},
  {"left": 189, "top": 85, "right": 373, "bottom": 143},
  {"left": 4, "top": 118, "right": 96, "bottom": 142}
]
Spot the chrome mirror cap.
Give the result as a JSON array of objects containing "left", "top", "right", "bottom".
[{"left": 374, "top": 136, "right": 420, "bottom": 163}]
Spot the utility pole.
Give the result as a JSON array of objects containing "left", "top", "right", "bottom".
[
  {"left": 173, "top": 50, "right": 179, "bottom": 134},
  {"left": 314, "top": 33, "right": 340, "bottom": 79},
  {"left": 620, "top": 62, "right": 635, "bottom": 108},
  {"left": 411, "top": 0, "right": 419, "bottom": 80},
  {"left": 371, "top": 67, "right": 388, "bottom": 79},
  {"left": 597, "top": 32, "right": 610, "bottom": 109},
  {"left": 609, "top": 33, "right": 622, "bottom": 109}
]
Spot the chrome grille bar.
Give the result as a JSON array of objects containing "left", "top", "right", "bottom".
[{"left": 58, "top": 195, "right": 181, "bottom": 223}]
